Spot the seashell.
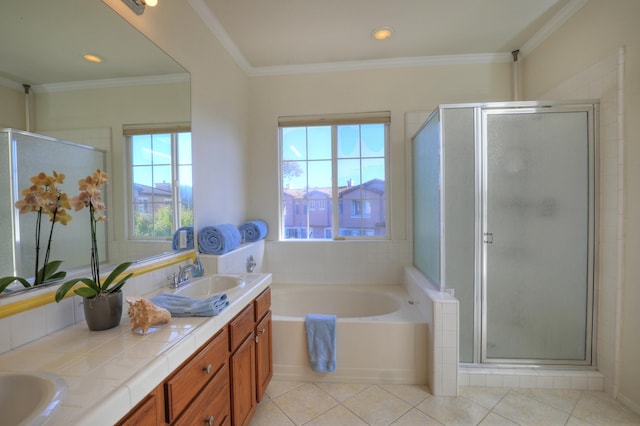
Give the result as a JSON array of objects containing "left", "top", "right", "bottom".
[{"left": 126, "top": 296, "right": 171, "bottom": 334}]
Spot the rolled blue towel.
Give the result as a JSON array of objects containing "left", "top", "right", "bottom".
[
  {"left": 172, "top": 226, "right": 194, "bottom": 250},
  {"left": 239, "top": 220, "right": 268, "bottom": 242},
  {"left": 198, "top": 224, "right": 242, "bottom": 255},
  {"left": 149, "top": 293, "right": 229, "bottom": 317},
  {"left": 305, "top": 314, "right": 337, "bottom": 373}
]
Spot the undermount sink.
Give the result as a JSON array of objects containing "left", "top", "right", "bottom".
[
  {"left": 174, "top": 274, "right": 245, "bottom": 299},
  {"left": 0, "top": 371, "right": 67, "bottom": 426}
]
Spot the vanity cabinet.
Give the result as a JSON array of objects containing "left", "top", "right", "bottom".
[
  {"left": 117, "top": 384, "right": 164, "bottom": 426},
  {"left": 117, "top": 286, "right": 272, "bottom": 426},
  {"left": 229, "top": 303, "right": 257, "bottom": 426},
  {"left": 166, "top": 328, "right": 230, "bottom": 424},
  {"left": 254, "top": 288, "right": 272, "bottom": 402}
]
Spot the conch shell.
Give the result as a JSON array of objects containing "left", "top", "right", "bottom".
[{"left": 126, "top": 297, "right": 171, "bottom": 334}]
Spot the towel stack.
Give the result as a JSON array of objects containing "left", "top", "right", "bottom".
[
  {"left": 171, "top": 226, "right": 194, "bottom": 250},
  {"left": 149, "top": 293, "right": 229, "bottom": 317},
  {"left": 238, "top": 220, "right": 268, "bottom": 242},
  {"left": 198, "top": 224, "right": 242, "bottom": 255}
]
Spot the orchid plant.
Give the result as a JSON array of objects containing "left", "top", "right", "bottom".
[
  {"left": 55, "top": 169, "right": 133, "bottom": 302},
  {"left": 0, "top": 171, "right": 72, "bottom": 293}
]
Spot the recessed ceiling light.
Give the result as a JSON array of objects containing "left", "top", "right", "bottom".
[
  {"left": 82, "top": 53, "right": 103, "bottom": 63},
  {"left": 372, "top": 26, "right": 393, "bottom": 40}
]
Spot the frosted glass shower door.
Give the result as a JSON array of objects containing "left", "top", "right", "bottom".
[{"left": 481, "top": 107, "right": 594, "bottom": 364}]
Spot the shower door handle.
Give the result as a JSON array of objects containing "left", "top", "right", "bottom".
[{"left": 483, "top": 232, "right": 493, "bottom": 244}]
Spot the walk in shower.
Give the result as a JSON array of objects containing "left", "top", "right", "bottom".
[{"left": 412, "top": 102, "right": 597, "bottom": 366}]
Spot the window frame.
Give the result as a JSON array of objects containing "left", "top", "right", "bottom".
[
  {"left": 278, "top": 112, "right": 390, "bottom": 241},
  {"left": 125, "top": 123, "right": 192, "bottom": 241}
]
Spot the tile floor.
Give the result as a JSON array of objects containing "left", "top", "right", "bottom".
[{"left": 251, "top": 380, "right": 640, "bottom": 426}]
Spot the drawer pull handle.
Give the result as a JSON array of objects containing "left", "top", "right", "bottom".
[
  {"left": 255, "top": 335, "right": 260, "bottom": 343},
  {"left": 205, "top": 415, "right": 215, "bottom": 425},
  {"left": 203, "top": 364, "right": 212, "bottom": 374}
]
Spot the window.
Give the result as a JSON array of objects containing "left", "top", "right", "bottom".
[
  {"left": 279, "top": 112, "right": 389, "bottom": 240},
  {"left": 126, "top": 124, "right": 193, "bottom": 239}
]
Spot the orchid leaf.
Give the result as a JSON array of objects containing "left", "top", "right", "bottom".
[
  {"left": 101, "top": 262, "right": 133, "bottom": 291},
  {"left": 74, "top": 287, "right": 98, "bottom": 299},
  {"left": 106, "top": 273, "right": 134, "bottom": 294},
  {"left": 0, "top": 276, "right": 31, "bottom": 293},
  {"left": 55, "top": 277, "right": 99, "bottom": 302}
]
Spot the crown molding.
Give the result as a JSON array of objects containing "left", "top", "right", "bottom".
[
  {"left": 248, "top": 53, "right": 513, "bottom": 77},
  {"left": 520, "top": 0, "right": 589, "bottom": 58},
  {"left": 187, "top": 0, "right": 252, "bottom": 74},
  {"left": 0, "top": 76, "right": 24, "bottom": 91},
  {"left": 33, "top": 73, "right": 190, "bottom": 93}
]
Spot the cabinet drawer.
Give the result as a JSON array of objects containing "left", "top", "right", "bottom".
[
  {"left": 174, "top": 363, "right": 230, "bottom": 426},
  {"left": 254, "top": 287, "right": 271, "bottom": 322},
  {"left": 229, "top": 304, "right": 254, "bottom": 352},
  {"left": 166, "top": 328, "right": 229, "bottom": 422}
]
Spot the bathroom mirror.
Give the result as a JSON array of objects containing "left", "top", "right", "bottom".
[{"left": 0, "top": 0, "right": 191, "bottom": 294}]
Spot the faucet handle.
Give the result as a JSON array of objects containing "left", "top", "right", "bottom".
[{"left": 167, "top": 273, "right": 178, "bottom": 287}]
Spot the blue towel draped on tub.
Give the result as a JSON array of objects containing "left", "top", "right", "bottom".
[
  {"left": 171, "top": 226, "right": 194, "bottom": 250},
  {"left": 149, "top": 293, "right": 229, "bottom": 317},
  {"left": 198, "top": 224, "right": 242, "bottom": 254},
  {"left": 305, "top": 314, "right": 337, "bottom": 373},
  {"left": 238, "top": 220, "right": 268, "bottom": 242}
]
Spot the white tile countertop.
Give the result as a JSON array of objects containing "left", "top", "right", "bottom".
[{"left": 0, "top": 272, "right": 272, "bottom": 425}]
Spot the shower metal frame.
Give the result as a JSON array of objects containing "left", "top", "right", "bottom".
[{"left": 472, "top": 102, "right": 599, "bottom": 367}]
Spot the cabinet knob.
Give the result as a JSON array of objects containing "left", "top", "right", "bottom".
[
  {"left": 254, "top": 335, "right": 260, "bottom": 343},
  {"left": 205, "top": 415, "right": 215, "bottom": 425},
  {"left": 259, "top": 328, "right": 266, "bottom": 335},
  {"left": 203, "top": 364, "right": 212, "bottom": 374}
]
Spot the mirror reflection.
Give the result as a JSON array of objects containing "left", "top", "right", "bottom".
[{"left": 0, "top": 0, "right": 192, "bottom": 294}]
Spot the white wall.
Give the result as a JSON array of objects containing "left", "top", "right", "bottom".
[
  {"left": 0, "top": 84, "right": 24, "bottom": 129},
  {"left": 249, "top": 63, "right": 513, "bottom": 283},
  {"left": 522, "top": 0, "right": 640, "bottom": 411}
]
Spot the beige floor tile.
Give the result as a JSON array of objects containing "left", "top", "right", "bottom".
[
  {"left": 343, "top": 385, "right": 412, "bottom": 426},
  {"left": 493, "top": 391, "right": 569, "bottom": 426},
  {"left": 459, "top": 387, "right": 509, "bottom": 410},
  {"left": 514, "top": 388, "right": 581, "bottom": 413},
  {"left": 273, "top": 383, "right": 339, "bottom": 425},
  {"left": 391, "top": 408, "right": 444, "bottom": 425},
  {"left": 478, "top": 412, "right": 519, "bottom": 426},
  {"left": 566, "top": 415, "right": 598, "bottom": 426},
  {"left": 265, "top": 379, "right": 306, "bottom": 399},
  {"left": 316, "top": 382, "right": 370, "bottom": 402},
  {"left": 251, "top": 400, "right": 295, "bottom": 426},
  {"left": 304, "top": 405, "right": 368, "bottom": 426},
  {"left": 417, "top": 395, "right": 489, "bottom": 426},
  {"left": 572, "top": 391, "right": 640, "bottom": 426},
  {"left": 381, "top": 384, "right": 432, "bottom": 406}
]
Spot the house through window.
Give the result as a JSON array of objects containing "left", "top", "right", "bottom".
[
  {"left": 126, "top": 124, "right": 193, "bottom": 240},
  {"left": 279, "top": 112, "right": 389, "bottom": 240}
]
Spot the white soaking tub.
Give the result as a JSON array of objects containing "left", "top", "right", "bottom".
[{"left": 271, "top": 283, "right": 428, "bottom": 384}]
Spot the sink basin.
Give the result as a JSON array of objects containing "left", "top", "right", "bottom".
[
  {"left": 174, "top": 274, "right": 245, "bottom": 299},
  {"left": 0, "top": 371, "right": 66, "bottom": 426}
]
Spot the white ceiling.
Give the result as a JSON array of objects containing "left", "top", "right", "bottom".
[{"left": 0, "top": 0, "right": 585, "bottom": 88}]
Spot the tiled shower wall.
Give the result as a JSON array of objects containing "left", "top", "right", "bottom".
[{"left": 538, "top": 48, "right": 624, "bottom": 395}]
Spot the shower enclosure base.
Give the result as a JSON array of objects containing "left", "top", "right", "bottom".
[{"left": 459, "top": 366, "right": 604, "bottom": 391}]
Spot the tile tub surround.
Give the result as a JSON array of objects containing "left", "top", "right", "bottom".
[
  {"left": 200, "top": 239, "right": 265, "bottom": 274},
  {"left": 0, "top": 272, "right": 272, "bottom": 425}
]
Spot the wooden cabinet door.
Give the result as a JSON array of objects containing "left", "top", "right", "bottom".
[
  {"left": 230, "top": 334, "right": 256, "bottom": 426},
  {"left": 174, "top": 363, "right": 230, "bottom": 426},
  {"left": 117, "top": 384, "right": 164, "bottom": 426},
  {"left": 255, "top": 311, "right": 272, "bottom": 402}
]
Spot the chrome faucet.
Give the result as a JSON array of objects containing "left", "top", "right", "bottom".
[{"left": 177, "top": 264, "right": 196, "bottom": 284}]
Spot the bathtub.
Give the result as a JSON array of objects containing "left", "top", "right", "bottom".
[{"left": 271, "top": 283, "right": 429, "bottom": 384}]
